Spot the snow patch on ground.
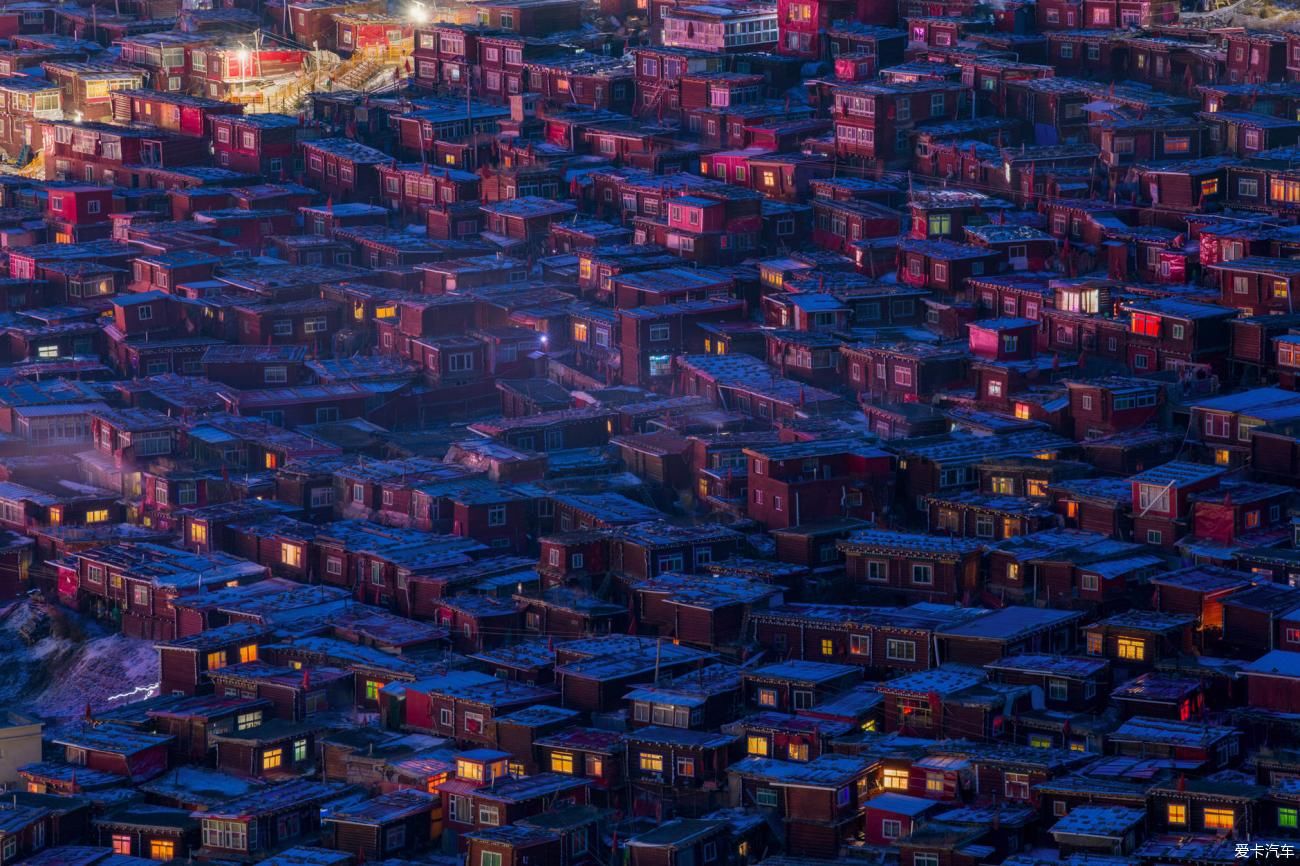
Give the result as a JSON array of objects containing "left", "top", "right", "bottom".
[{"left": 0, "top": 600, "right": 159, "bottom": 722}]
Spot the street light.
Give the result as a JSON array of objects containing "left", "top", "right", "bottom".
[
  {"left": 408, "top": 3, "right": 429, "bottom": 24},
  {"left": 236, "top": 47, "right": 250, "bottom": 102}
]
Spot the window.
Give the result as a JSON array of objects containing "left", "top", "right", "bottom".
[
  {"left": 202, "top": 820, "right": 249, "bottom": 851},
  {"left": 914, "top": 856, "right": 939, "bottom": 866},
  {"left": 112, "top": 836, "right": 132, "bottom": 855},
  {"left": 911, "top": 564, "right": 933, "bottom": 585},
  {"left": 293, "top": 739, "right": 307, "bottom": 762},
  {"left": 1081, "top": 573, "right": 1100, "bottom": 592},
  {"left": 927, "top": 213, "right": 951, "bottom": 236},
  {"left": 886, "top": 639, "right": 916, "bottom": 661},
  {"left": 1117, "top": 637, "right": 1145, "bottom": 661},
  {"left": 649, "top": 323, "right": 671, "bottom": 341},
  {"left": 1138, "top": 484, "right": 1170, "bottom": 513},
  {"left": 1147, "top": 529, "right": 1163, "bottom": 545},
  {"left": 639, "top": 753, "right": 664, "bottom": 773},
  {"left": 747, "top": 735, "right": 769, "bottom": 756},
  {"left": 788, "top": 742, "right": 809, "bottom": 761},
  {"left": 86, "top": 509, "right": 109, "bottom": 524},
  {"left": 481, "top": 853, "right": 502, "bottom": 866},
  {"left": 757, "top": 688, "right": 777, "bottom": 707},
  {"left": 479, "top": 805, "right": 501, "bottom": 826},
  {"left": 755, "top": 788, "right": 778, "bottom": 807},
  {"left": 883, "top": 767, "right": 909, "bottom": 790},
  {"left": 488, "top": 505, "right": 507, "bottom": 527},
  {"left": 239, "top": 644, "right": 257, "bottom": 663},
  {"left": 882, "top": 819, "right": 902, "bottom": 839},
  {"left": 1048, "top": 679, "right": 1068, "bottom": 701},
  {"left": 465, "top": 712, "right": 484, "bottom": 734},
  {"left": 262, "top": 747, "right": 283, "bottom": 770},
  {"left": 1005, "top": 772, "right": 1030, "bottom": 799},
  {"left": 820, "top": 638, "right": 834, "bottom": 656},
  {"left": 550, "top": 752, "right": 575, "bottom": 774},
  {"left": 237, "top": 710, "right": 262, "bottom": 731},
  {"left": 866, "top": 560, "right": 887, "bottom": 582},
  {"left": 281, "top": 543, "right": 301, "bottom": 568},
  {"left": 926, "top": 773, "right": 945, "bottom": 793},
  {"left": 1279, "top": 807, "right": 1297, "bottom": 829},
  {"left": 676, "top": 757, "right": 695, "bottom": 777},
  {"left": 1204, "top": 808, "right": 1234, "bottom": 831}
]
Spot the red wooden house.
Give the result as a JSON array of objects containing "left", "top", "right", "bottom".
[{"left": 1127, "top": 461, "right": 1225, "bottom": 550}]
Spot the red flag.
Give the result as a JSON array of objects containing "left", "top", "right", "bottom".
[
  {"left": 302, "top": 668, "right": 311, "bottom": 690},
  {"left": 326, "top": 196, "right": 334, "bottom": 213}
]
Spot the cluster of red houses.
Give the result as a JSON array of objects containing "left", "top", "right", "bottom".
[{"left": 0, "top": 0, "right": 1300, "bottom": 864}]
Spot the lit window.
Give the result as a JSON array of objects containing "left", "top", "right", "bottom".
[
  {"left": 551, "top": 752, "right": 575, "bottom": 774},
  {"left": 882, "top": 767, "right": 909, "bottom": 790},
  {"left": 1117, "top": 637, "right": 1145, "bottom": 661},
  {"left": 262, "top": 747, "right": 283, "bottom": 770},
  {"left": 820, "top": 638, "right": 834, "bottom": 656},
  {"left": 190, "top": 523, "right": 207, "bottom": 545},
  {"left": 112, "top": 836, "right": 131, "bottom": 855},
  {"left": 747, "top": 735, "right": 769, "bottom": 756},
  {"left": 757, "top": 688, "right": 777, "bottom": 707},
  {"left": 639, "top": 753, "right": 664, "bottom": 773},
  {"left": 1204, "top": 808, "right": 1234, "bottom": 830},
  {"left": 281, "top": 543, "right": 302, "bottom": 567},
  {"left": 86, "top": 509, "right": 109, "bottom": 523},
  {"left": 1280, "top": 807, "right": 1297, "bottom": 829},
  {"left": 365, "top": 680, "right": 381, "bottom": 701},
  {"left": 207, "top": 651, "right": 225, "bottom": 670},
  {"left": 239, "top": 644, "right": 257, "bottom": 663},
  {"left": 1086, "top": 632, "right": 1103, "bottom": 655}
]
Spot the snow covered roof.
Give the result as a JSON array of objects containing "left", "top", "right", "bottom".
[
  {"left": 729, "top": 753, "right": 872, "bottom": 788},
  {"left": 1051, "top": 805, "right": 1145, "bottom": 838},
  {"left": 1242, "top": 649, "right": 1300, "bottom": 679},
  {"left": 936, "top": 606, "right": 1081, "bottom": 641}
]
